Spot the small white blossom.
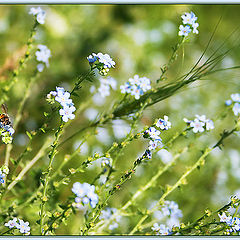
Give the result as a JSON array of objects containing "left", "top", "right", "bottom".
[
  {"left": 192, "top": 22, "right": 199, "bottom": 34},
  {"left": 120, "top": 75, "right": 151, "bottom": 100},
  {"left": 98, "top": 83, "right": 110, "bottom": 98},
  {"left": 147, "top": 127, "right": 161, "bottom": 140},
  {"left": 225, "top": 99, "right": 232, "bottom": 106},
  {"left": 159, "top": 224, "right": 171, "bottom": 235},
  {"left": 233, "top": 103, "right": 240, "bottom": 116},
  {"left": 29, "top": 7, "right": 46, "bottom": 24},
  {"left": 156, "top": 115, "right": 171, "bottom": 130},
  {"left": 148, "top": 140, "right": 162, "bottom": 150},
  {"left": 231, "top": 93, "right": 240, "bottom": 102},
  {"left": 72, "top": 182, "right": 99, "bottom": 209},
  {"left": 55, "top": 91, "right": 72, "bottom": 107},
  {"left": 37, "top": 63, "right": 44, "bottom": 72},
  {"left": 35, "top": 45, "right": 51, "bottom": 68},
  {"left": 5, "top": 218, "right": 18, "bottom": 229},
  {"left": 179, "top": 11, "right": 199, "bottom": 36},
  {"left": 47, "top": 87, "right": 76, "bottom": 123},
  {"left": 178, "top": 25, "right": 191, "bottom": 37},
  {"left": 36, "top": 11, "right": 46, "bottom": 24},
  {"left": 226, "top": 93, "right": 240, "bottom": 116},
  {"left": 181, "top": 11, "right": 197, "bottom": 25},
  {"left": 120, "top": 82, "right": 131, "bottom": 94},
  {"left": 184, "top": 115, "right": 214, "bottom": 133},
  {"left": 195, "top": 114, "right": 207, "bottom": 123},
  {"left": 97, "top": 53, "right": 115, "bottom": 68},
  {"left": 129, "top": 75, "right": 141, "bottom": 85},
  {"left": 59, "top": 105, "right": 76, "bottom": 122},
  {"left": 152, "top": 223, "right": 161, "bottom": 232},
  {"left": 190, "top": 119, "right": 205, "bottom": 133},
  {"left": 138, "top": 77, "right": 151, "bottom": 92},
  {"left": 218, "top": 212, "right": 233, "bottom": 226},
  {"left": 205, "top": 119, "right": 214, "bottom": 131},
  {"left": 130, "top": 85, "right": 142, "bottom": 100},
  {"left": 152, "top": 223, "right": 170, "bottom": 235},
  {"left": 16, "top": 219, "right": 30, "bottom": 234},
  {"left": 29, "top": 7, "right": 42, "bottom": 15},
  {"left": 109, "top": 222, "right": 119, "bottom": 230},
  {"left": 87, "top": 52, "right": 115, "bottom": 76}
]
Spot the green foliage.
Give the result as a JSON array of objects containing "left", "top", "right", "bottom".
[{"left": 0, "top": 5, "right": 240, "bottom": 236}]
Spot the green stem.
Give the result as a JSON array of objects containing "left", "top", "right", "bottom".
[
  {"left": 0, "top": 228, "right": 14, "bottom": 236},
  {"left": 96, "top": 147, "right": 187, "bottom": 233},
  {"left": 4, "top": 70, "right": 39, "bottom": 168},
  {"left": 39, "top": 122, "right": 65, "bottom": 234},
  {"left": 129, "top": 125, "right": 238, "bottom": 234},
  {"left": 0, "top": 20, "right": 38, "bottom": 106},
  {"left": 156, "top": 37, "right": 184, "bottom": 83}
]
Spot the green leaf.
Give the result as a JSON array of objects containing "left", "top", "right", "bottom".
[{"left": 26, "top": 131, "right": 32, "bottom": 139}]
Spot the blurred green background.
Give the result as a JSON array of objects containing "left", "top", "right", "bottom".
[{"left": 0, "top": 5, "right": 240, "bottom": 234}]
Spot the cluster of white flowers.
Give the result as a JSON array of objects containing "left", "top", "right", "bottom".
[
  {"left": 179, "top": 11, "right": 199, "bottom": 37},
  {"left": 99, "top": 208, "right": 121, "bottom": 230},
  {"left": 98, "top": 77, "right": 117, "bottom": 98},
  {"left": 152, "top": 223, "right": 171, "bottom": 235},
  {"left": 152, "top": 200, "right": 182, "bottom": 235},
  {"left": 29, "top": 7, "right": 46, "bottom": 25},
  {"left": 144, "top": 116, "right": 171, "bottom": 152},
  {"left": 120, "top": 75, "right": 151, "bottom": 100},
  {"left": 184, "top": 114, "right": 214, "bottom": 133},
  {"left": 72, "top": 182, "right": 99, "bottom": 209},
  {"left": 87, "top": 52, "right": 115, "bottom": 76},
  {"left": 5, "top": 218, "right": 30, "bottom": 235},
  {"left": 225, "top": 93, "right": 240, "bottom": 116},
  {"left": 219, "top": 212, "right": 240, "bottom": 233},
  {"left": 35, "top": 45, "right": 51, "bottom": 72},
  {"left": 47, "top": 87, "right": 76, "bottom": 122}
]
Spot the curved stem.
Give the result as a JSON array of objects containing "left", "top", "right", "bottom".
[
  {"left": 39, "top": 122, "right": 65, "bottom": 234},
  {"left": 6, "top": 138, "right": 51, "bottom": 194},
  {"left": 4, "top": 70, "right": 39, "bottom": 168},
  {"left": 129, "top": 124, "right": 238, "bottom": 235}
]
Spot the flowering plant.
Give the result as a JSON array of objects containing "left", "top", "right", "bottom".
[{"left": 0, "top": 6, "right": 240, "bottom": 237}]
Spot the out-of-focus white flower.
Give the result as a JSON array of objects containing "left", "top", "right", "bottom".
[{"left": 29, "top": 7, "right": 46, "bottom": 24}]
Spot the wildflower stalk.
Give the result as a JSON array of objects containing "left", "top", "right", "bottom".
[
  {"left": 156, "top": 37, "right": 184, "bottom": 83},
  {"left": 62, "top": 60, "right": 238, "bottom": 146},
  {"left": 82, "top": 127, "right": 188, "bottom": 235},
  {"left": 129, "top": 148, "right": 211, "bottom": 235},
  {"left": 5, "top": 137, "right": 52, "bottom": 194},
  {"left": 39, "top": 122, "right": 65, "bottom": 234},
  {"left": 0, "top": 20, "right": 39, "bottom": 106},
  {"left": 84, "top": 123, "right": 193, "bottom": 234},
  {"left": 95, "top": 146, "right": 188, "bottom": 233},
  {"left": 0, "top": 139, "right": 51, "bottom": 205},
  {"left": 104, "top": 100, "right": 149, "bottom": 183},
  {"left": 42, "top": 201, "right": 73, "bottom": 235},
  {"left": 3, "top": 71, "right": 92, "bottom": 209},
  {"left": 129, "top": 125, "right": 238, "bottom": 235},
  {"left": 5, "top": 131, "right": 96, "bottom": 213},
  {"left": 60, "top": 34, "right": 240, "bottom": 147},
  {"left": 172, "top": 198, "right": 240, "bottom": 235},
  {"left": 4, "top": 69, "right": 40, "bottom": 168}
]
